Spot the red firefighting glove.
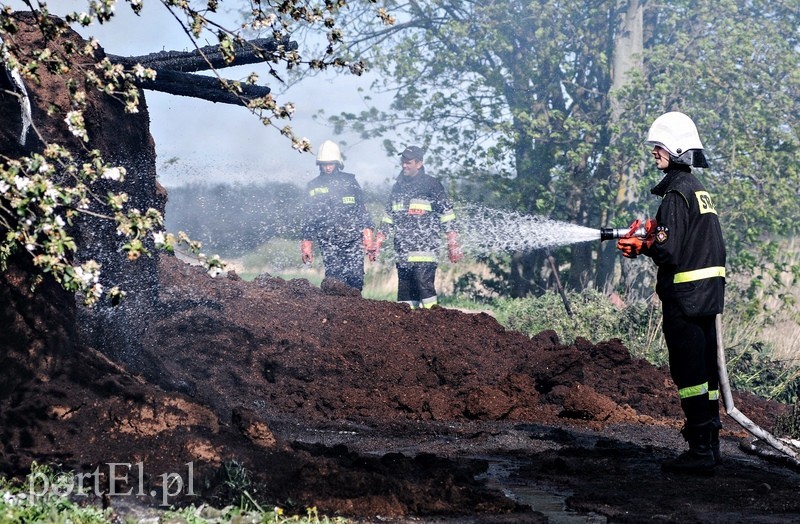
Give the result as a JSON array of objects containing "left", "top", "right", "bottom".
[
  {"left": 446, "top": 231, "right": 463, "bottom": 263},
  {"left": 301, "top": 240, "right": 313, "bottom": 265},
  {"left": 362, "top": 228, "right": 376, "bottom": 261},
  {"left": 616, "top": 219, "right": 642, "bottom": 258},
  {"left": 642, "top": 218, "right": 657, "bottom": 250},
  {"left": 616, "top": 218, "right": 657, "bottom": 258},
  {"left": 370, "top": 231, "right": 387, "bottom": 262}
]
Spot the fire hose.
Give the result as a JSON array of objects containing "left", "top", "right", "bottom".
[{"left": 716, "top": 314, "right": 800, "bottom": 466}]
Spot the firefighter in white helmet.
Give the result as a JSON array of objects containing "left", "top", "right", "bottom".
[
  {"left": 300, "top": 140, "right": 375, "bottom": 292},
  {"left": 372, "top": 145, "right": 463, "bottom": 309},
  {"left": 617, "top": 111, "right": 726, "bottom": 475}
]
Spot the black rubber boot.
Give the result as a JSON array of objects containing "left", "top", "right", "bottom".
[{"left": 661, "top": 422, "right": 716, "bottom": 476}]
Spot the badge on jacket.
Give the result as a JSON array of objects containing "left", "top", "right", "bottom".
[{"left": 655, "top": 225, "right": 669, "bottom": 244}]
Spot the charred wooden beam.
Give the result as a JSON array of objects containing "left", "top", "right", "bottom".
[
  {"left": 108, "top": 37, "right": 297, "bottom": 73},
  {"left": 130, "top": 69, "right": 271, "bottom": 105},
  {"left": 107, "top": 37, "right": 296, "bottom": 106}
]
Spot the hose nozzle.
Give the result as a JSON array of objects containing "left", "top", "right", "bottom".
[{"left": 600, "top": 225, "right": 647, "bottom": 241}]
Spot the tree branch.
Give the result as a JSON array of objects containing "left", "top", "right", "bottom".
[
  {"left": 128, "top": 69, "right": 271, "bottom": 105},
  {"left": 108, "top": 37, "right": 297, "bottom": 72},
  {"left": 107, "top": 37, "right": 298, "bottom": 105}
]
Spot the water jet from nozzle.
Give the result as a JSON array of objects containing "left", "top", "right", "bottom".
[{"left": 455, "top": 204, "right": 603, "bottom": 253}]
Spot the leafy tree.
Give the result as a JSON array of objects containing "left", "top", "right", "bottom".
[
  {"left": 330, "top": 0, "right": 644, "bottom": 296},
  {"left": 331, "top": 0, "right": 800, "bottom": 303},
  {"left": 628, "top": 0, "right": 800, "bottom": 313},
  {"left": 0, "top": 0, "right": 381, "bottom": 303}
]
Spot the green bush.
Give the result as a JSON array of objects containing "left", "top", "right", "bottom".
[{"left": 490, "top": 289, "right": 668, "bottom": 365}]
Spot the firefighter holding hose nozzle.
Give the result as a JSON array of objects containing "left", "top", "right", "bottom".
[{"left": 617, "top": 111, "right": 726, "bottom": 475}]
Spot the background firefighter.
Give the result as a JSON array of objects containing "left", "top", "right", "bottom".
[
  {"left": 374, "top": 145, "right": 462, "bottom": 309},
  {"left": 300, "top": 140, "right": 375, "bottom": 292},
  {"left": 617, "top": 111, "right": 726, "bottom": 475}
]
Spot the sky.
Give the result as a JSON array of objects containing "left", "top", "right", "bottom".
[{"left": 12, "top": 1, "right": 398, "bottom": 189}]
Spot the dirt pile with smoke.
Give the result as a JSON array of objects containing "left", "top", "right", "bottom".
[{"left": 7, "top": 252, "right": 800, "bottom": 522}]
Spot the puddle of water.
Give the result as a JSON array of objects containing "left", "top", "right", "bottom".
[
  {"left": 272, "top": 422, "right": 608, "bottom": 522},
  {"left": 479, "top": 460, "right": 607, "bottom": 524},
  {"left": 497, "top": 484, "right": 607, "bottom": 524}
]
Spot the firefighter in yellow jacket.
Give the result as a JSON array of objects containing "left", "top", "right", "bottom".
[
  {"left": 617, "top": 112, "right": 726, "bottom": 475},
  {"left": 300, "top": 140, "right": 375, "bottom": 292},
  {"left": 374, "top": 146, "right": 462, "bottom": 309}
]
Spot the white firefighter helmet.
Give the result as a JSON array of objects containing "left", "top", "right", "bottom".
[
  {"left": 645, "top": 111, "right": 708, "bottom": 167},
  {"left": 316, "top": 140, "right": 344, "bottom": 169}
]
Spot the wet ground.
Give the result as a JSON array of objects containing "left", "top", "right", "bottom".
[
  {"left": 5, "top": 254, "right": 799, "bottom": 522},
  {"left": 272, "top": 417, "right": 800, "bottom": 523}
]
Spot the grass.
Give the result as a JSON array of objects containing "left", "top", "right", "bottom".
[
  {"left": 0, "top": 462, "right": 348, "bottom": 524},
  {"left": 162, "top": 503, "right": 348, "bottom": 523}
]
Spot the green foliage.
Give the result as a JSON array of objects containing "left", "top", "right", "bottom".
[
  {"left": 164, "top": 503, "right": 349, "bottom": 523},
  {"left": 0, "top": 461, "right": 348, "bottom": 524},
  {"left": 774, "top": 405, "right": 800, "bottom": 440},
  {"left": 451, "top": 253, "right": 512, "bottom": 301},
  {"left": 0, "top": 462, "right": 109, "bottom": 523},
  {"left": 0, "top": 147, "right": 190, "bottom": 306},
  {"left": 334, "top": 0, "right": 800, "bottom": 301},
  {"left": 490, "top": 289, "right": 668, "bottom": 365},
  {"left": 630, "top": 0, "right": 800, "bottom": 307},
  {"left": 726, "top": 344, "right": 800, "bottom": 405}
]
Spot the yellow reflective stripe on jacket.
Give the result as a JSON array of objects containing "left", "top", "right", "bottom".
[
  {"left": 342, "top": 196, "right": 355, "bottom": 204},
  {"left": 407, "top": 251, "right": 437, "bottom": 262},
  {"left": 673, "top": 266, "right": 726, "bottom": 284},
  {"left": 309, "top": 187, "right": 329, "bottom": 197},
  {"left": 391, "top": 202, "right": 405, "bottom": 211},
  {"left": 409, "top": 199, "right": 432, "bottom": 212},
  {"left": 678, "top": 382, "right": 708, "bottom": 399},
  {"left": 440, "top": 211, "right": 456, "bottom": 223},
  {"left": 408, "top": 255, "right": 438, "bottom": 262},
  {"left": 382, "top": 216, "right": 394, "bottom": 225},
  {"left": 708, "top": 389, "right": 719, "bottom": 401}
]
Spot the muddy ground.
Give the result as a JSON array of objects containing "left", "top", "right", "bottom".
[{"left": 5, "top": 253, "right": 800, "bottom": 523}]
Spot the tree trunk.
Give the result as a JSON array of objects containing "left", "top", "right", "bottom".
[
  {"left": 596, "top": 0, "right": 644, "bottom": 291},
  {"left": 510, "top": 250, "right": 546, "bottom": 298}
]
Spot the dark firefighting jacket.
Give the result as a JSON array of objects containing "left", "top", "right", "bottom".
[
  {"left": 643, "top": 165, "right": 726, "bottom": 316},
  {"left": 380, "top": 167, "right": 457, "bottom": 264},
  {"left": 301, "top": 168, "right": 373, "bottom": 244}
]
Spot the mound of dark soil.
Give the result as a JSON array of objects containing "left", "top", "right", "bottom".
[{"left": 4, "top": 250, "right": 800, "bottom": 522}]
